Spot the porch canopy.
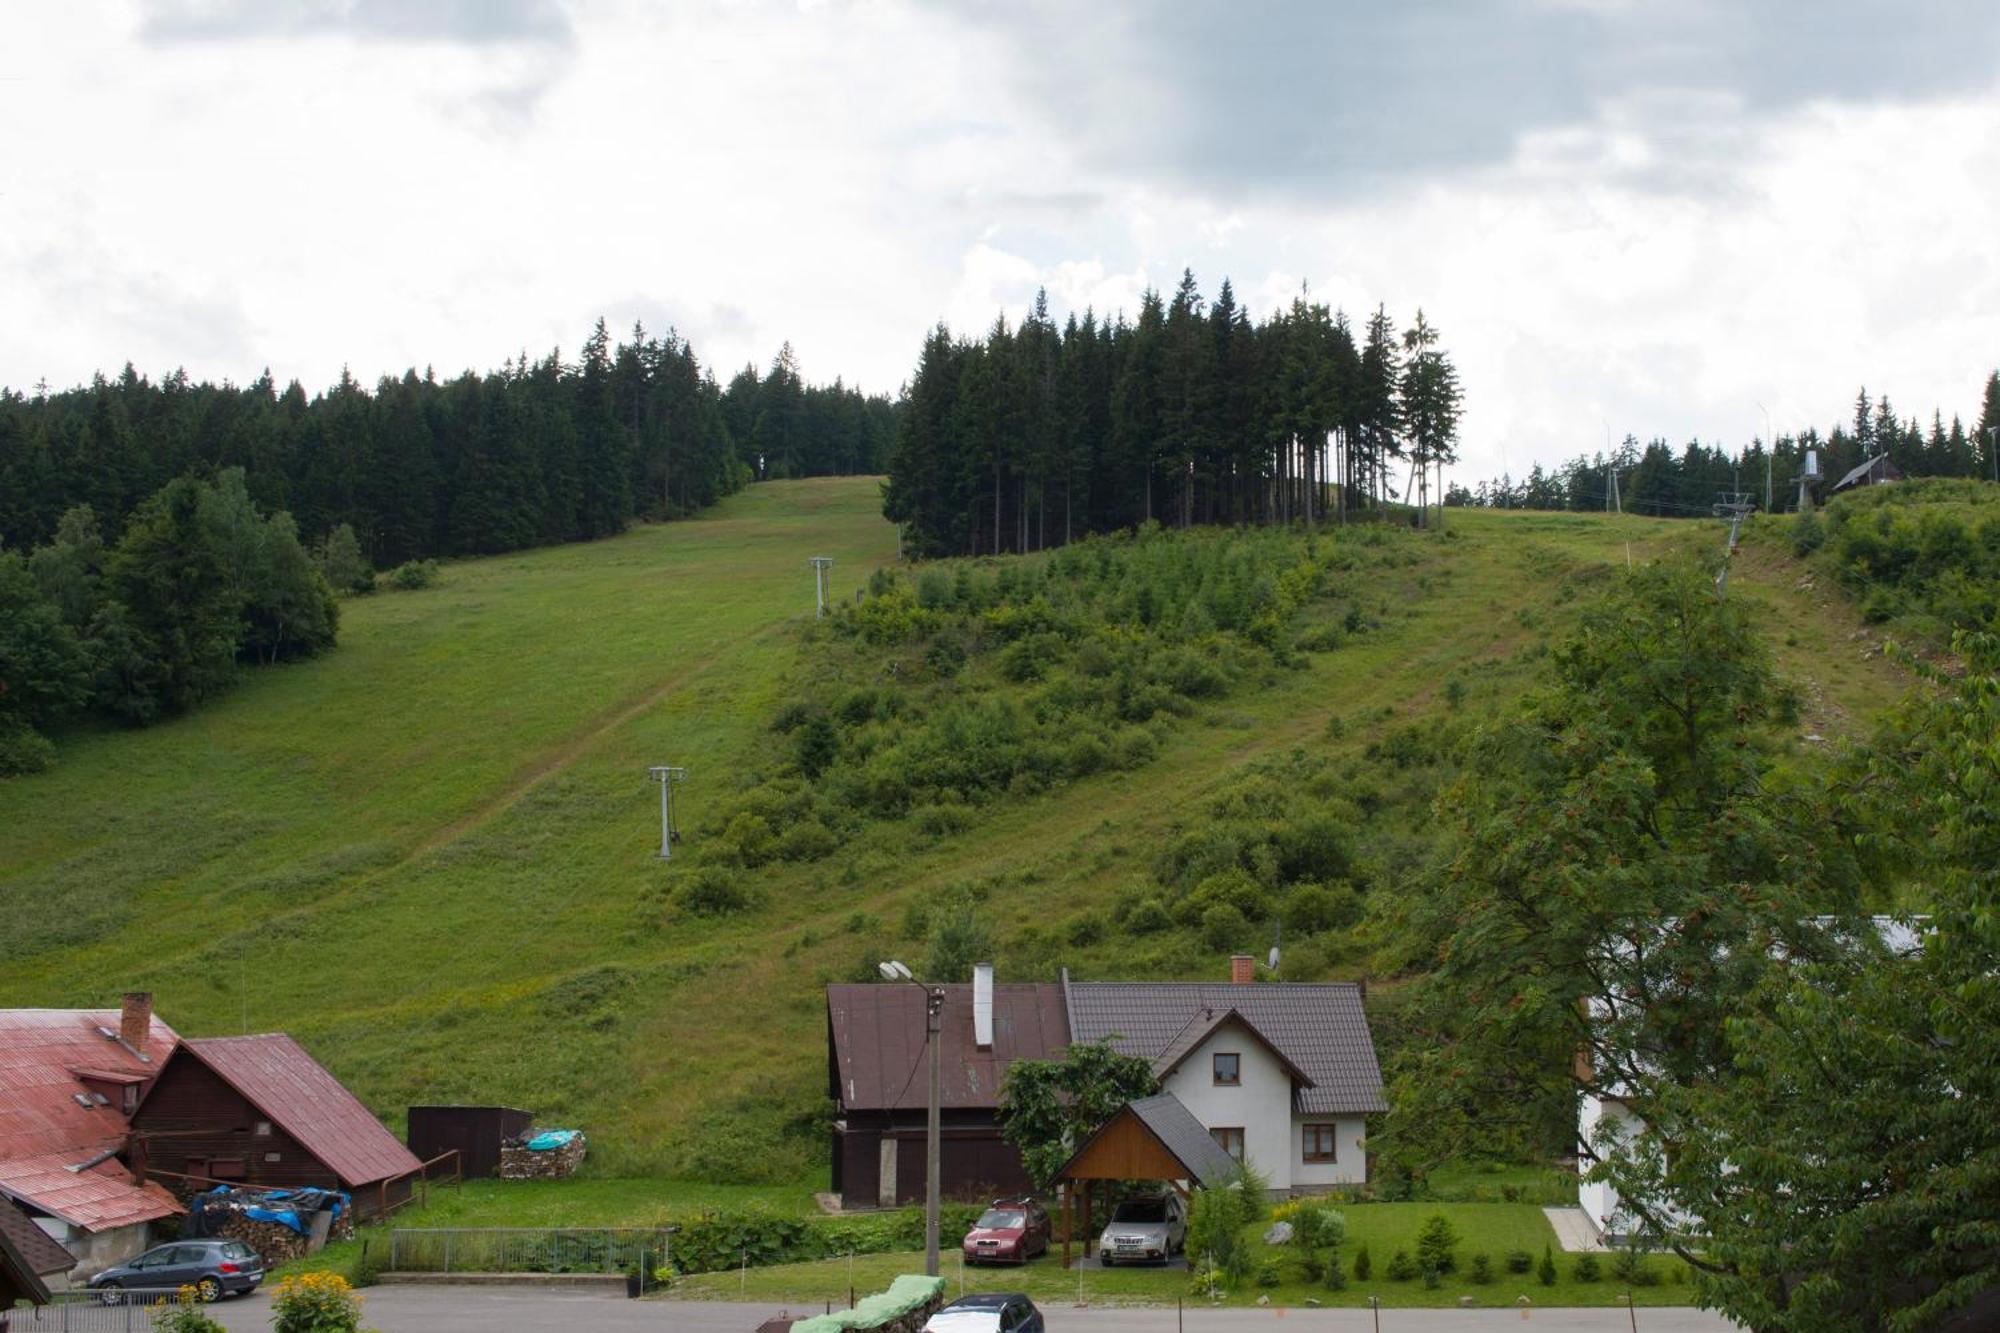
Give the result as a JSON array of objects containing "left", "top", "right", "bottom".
[{"left": 1050, "top": 1092, "right": 1236, "bottom": 1268}]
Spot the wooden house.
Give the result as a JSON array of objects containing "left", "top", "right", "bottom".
[{"left": 130, "top": 1034, "right": 423, "bottom": 1219}]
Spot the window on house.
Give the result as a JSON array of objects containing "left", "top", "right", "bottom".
[
  {"left": 1211, "top": 1127, "right": 1245, "bottom": 1161},
  {"left": 254, "top": 1121, "right": 272, "bottom": 1137},
  {"left": 1212, "top": 1053, "right": 1241, "bottom": 1086},
  {"left": 1303, "top": 1124, "right": 1338, "bottom": 1163},
  {"left": 263, "top": 1152, "right": 282, "bottom": 1164}
]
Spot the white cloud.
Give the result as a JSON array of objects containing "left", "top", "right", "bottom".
[{"left": 1, "top": 0, "right": 1996, "bottom": 489}]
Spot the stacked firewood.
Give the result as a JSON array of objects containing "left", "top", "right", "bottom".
[{"left": 497, "top": 1129, "right": 587, "bottom": 1180}]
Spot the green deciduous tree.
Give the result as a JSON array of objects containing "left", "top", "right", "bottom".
[
  {"left": 1672, "top": 632, "right": 2000, "bottom": 1333},
  {"left": 1378, "top": 556, "right": 1866, "bottom": 1233},
  {"left": 996, "top": 1040, "right": 1156, "bottom": 1188}
]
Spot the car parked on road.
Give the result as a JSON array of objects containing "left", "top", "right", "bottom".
[
  {"left": 87, "top": 1238, "right": 264, "bottom": 1303},
  {"left": 961, "top": 1196, "right": 1051, "bottom": 1265},
  {"left": 923, "top": 1292, "right": 1045, "bottom": 1333},
  {"left": 1095, "top": 1192, "right": 1185, "bottom": 1265}
]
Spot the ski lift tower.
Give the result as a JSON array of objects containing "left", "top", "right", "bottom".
[
  {"left": 1798, "top": 449, "right": 1822, "bottom": 513},
  {"left": 647, "top": 765, "right": 686, "bottom": 859},
  {"left": 1712, "top": 493, "right": 1757, "bottom": 597},
  {"left": 808, "top": 556, "right": 833, "bottom": 619}
]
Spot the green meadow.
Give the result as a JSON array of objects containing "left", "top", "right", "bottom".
[{"left": 0, "top": 479, "right": 1915, "bottom": 1182}]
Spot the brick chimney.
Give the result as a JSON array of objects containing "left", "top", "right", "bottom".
[
  {"left": 120, "top": 991, "right": 154, "bottom": 1054},
  {"left": 1229, "top": 955, "right": 1255, "bottom": 985}
]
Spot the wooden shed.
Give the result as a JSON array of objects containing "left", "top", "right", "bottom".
[
  {"left": 1051, "top": 1092, "right": 1238, "bottom": 1268},
  {"left": 407, "top": 1106, "right": 534, "bottom": 1180},
  {"left": 130, "top": 1035, "right": 423, "bottom": 1219}
]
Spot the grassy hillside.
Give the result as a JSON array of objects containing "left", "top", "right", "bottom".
[{"left": 0, "top": 480, "right": 1916, "bottom": 1179}]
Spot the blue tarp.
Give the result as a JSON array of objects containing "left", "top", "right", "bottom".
[
  {"left": 188, "top": 1185, "right": 351, "bottom": 1237},
  {"left": 524, "top": 1130, "right": 579, "bottom": 1151}
]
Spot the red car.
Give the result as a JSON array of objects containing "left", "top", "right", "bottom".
[{"left": 961, "top": 1197, "right": 1050, "bottom": 1265}]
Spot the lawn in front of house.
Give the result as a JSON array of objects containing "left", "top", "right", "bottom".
[{"left": 664, "top": 1202, "right": 1693, "bottom": 1309}]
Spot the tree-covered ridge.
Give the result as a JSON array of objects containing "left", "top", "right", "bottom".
[
  {"left": 884, "top": 271, "right": 1461, "bottom": 557},
  {"left": 0, "top": 471, "right": 336, "bottom": 774},
  {"left": 1452, "top": 373, "right": 2000, "bottom": 516},
  {"left": 0, "top": 322, "right": 896, "bottom": 565},
  {"left": 643, "top": 521, "right": 1425, "bottom": 939}
]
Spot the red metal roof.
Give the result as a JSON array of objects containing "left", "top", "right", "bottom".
[
  {"left": 0, "top": 1154, "right": 180, "bottom": 1231},
  {"left": 0, "top": 1009, "right": 179, "bottom": 1166},
  {"left": 171, "top": 1036, "right": 421, "bottom": 1188}
]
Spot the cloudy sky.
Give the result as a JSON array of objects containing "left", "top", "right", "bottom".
[{"left": 5, "top": 0, "right": 1998, "bottom": 482}]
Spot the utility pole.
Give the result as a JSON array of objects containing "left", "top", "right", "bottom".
[
  {"left": 1758, "top": 402, "right": 1774, "bottom": 513},
  {"left": 879, "top": 961, "right": 944, "bottom": 1277},
  {"left": 808, "top": 557, "right": 833, "bottom": 618},
  {"left": 925, "top": 984, "right": 943, "bottom": 1278},
  {"left": 647, "top": 766, "right": 686, "bottom": 859}
]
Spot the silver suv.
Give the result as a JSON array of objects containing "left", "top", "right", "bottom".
[{"left": 1096, "top": 1193, "right": 1185, "bottom": 1265}]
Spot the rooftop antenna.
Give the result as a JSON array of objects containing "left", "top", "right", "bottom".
[
  {"left": 1712, "top": 493, "right": 1756, "bottom": 597},
  {"left": 808, "top": 557, "right": 833, "bottom": 618},
  {"left": 647, "top": 765, "right": 687, "bottom": 859}
]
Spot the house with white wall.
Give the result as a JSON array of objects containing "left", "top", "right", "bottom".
[
  {"left": 826, "top": 953, "right": 1387, "bottom": 1206},
  {"left": 1576, "top": 915, "right": 1927, "bottom": 1241},
  {"left": 1064, "top": 955, "right": 1386, "bottom": 1193}
]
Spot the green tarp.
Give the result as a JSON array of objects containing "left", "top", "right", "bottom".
[{"left": 787, "top": 1274, "right": 947, "bottom": 1333}]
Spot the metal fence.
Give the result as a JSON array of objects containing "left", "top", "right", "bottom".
[
  {"left": 385, "top": 1227, "right": 675, "bottom": 1275},
  {"left": 5, "top": 1289, "right": 186, "bottom": 1332}
]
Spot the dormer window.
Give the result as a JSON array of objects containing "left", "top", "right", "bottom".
[{"left": 1213, "top": 1052, "right": 1241, "bottom": 1086}]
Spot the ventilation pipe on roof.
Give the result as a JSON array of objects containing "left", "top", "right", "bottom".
[
  {"left": 972, "top": 962, "right": 994, "bottom": 1051},
  {"left": 120, "top": 992, "right": 154, "bottom": 1057}
]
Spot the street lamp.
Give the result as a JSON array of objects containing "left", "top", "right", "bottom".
[{"left": 879, "top": 960, "right": 944, "bottom": 1277}]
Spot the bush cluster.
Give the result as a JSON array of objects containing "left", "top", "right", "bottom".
[{"left": 1820, "top": 479, "right": 2000, "bottom": 633}]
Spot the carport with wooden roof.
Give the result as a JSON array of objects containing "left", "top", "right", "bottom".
[{"left": 1051, "top": 1092, "right": 1237, "bottom": 1269}]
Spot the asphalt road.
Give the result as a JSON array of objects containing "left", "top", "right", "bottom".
[{"left": 193, "top": 1288, "right": 1744, "bottom": 1332}]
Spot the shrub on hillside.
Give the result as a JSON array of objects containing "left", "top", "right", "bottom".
[
  {"left": 776, "top": 820, "right": 838, "bottom": 863},
  {"left": 1573, "top": 1252, "right": 1601, "bottom": 1282},
  {"left": 1505, "top": 1248, "right": 1533, "bottom": 1274},
  {"left": 1386, "top": 1249, "right": 1418, "bottom": 1281},
  {"left": 1352, "top": 1244, "right": 1371, "bottom": 1281},
  {"left": 387, "top": 558, "right": 438, "bottom": 590},
  {"left": 676, "top": 866, "right": 752, "bottom": 917},
  {"left": 1538, "top": 1245, "right": 1557, "bottom": 1286},
  {"left": 1469, "top": 1252, "right": 1493, "bottom": 1284}
]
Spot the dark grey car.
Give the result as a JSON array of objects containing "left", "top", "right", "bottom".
[{"left": 88, "top": 1239, "right": 263, "bottom": 1303}]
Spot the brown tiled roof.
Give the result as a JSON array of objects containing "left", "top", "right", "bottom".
[
  {"left": 0, "top": 1009, "right": 180, "bottom": 1164},
  {"left": 0, "top": 1154, "right": 181, "bottom": 1231},
  {"left": 1067, "top": 983, "right": 1387, "bottom": 1116},
  {"left": 827, "top": 984, "right": 1069, "bottom": 1112},
  {"left": 1150, "top": 1007, "right": 1316, "bottom": 1089},
  {"left": 0, "top": 1193, "right": 75, "bottom": 1292},
  {"left": 169, "top": 1036, "right": 421, "bottom": 1188}
]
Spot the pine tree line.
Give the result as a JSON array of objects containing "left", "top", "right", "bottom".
[
  {"left": 883, "top": 270, "right": 1462, "bottom": 557},
  {"left": 1454, "top": 373, "right": 2000, "bottom": 515},
  {"left": 0, "top": 321, "right": 898, "bottom": 563}
]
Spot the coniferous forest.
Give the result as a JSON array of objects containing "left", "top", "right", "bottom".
[
  {"left": 1451, "top": 373, "right": 2000, "bottom": 516},
  {"left": 0, "top": 320, "right": 897, "bottom": 564},
  {"left": 883, "top": 271, "right": 1463, "bottom": 557},
  {"left": 0, "top": 320, "right": 894, "bottom": 773}
]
